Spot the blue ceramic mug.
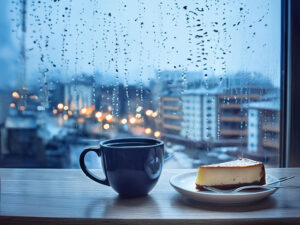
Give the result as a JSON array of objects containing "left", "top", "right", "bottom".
[{"left": 79, "top": 138, "right": 164, "bottom": 197}]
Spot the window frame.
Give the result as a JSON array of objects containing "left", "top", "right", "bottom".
[
  {"left": 280, "top": 0, "right": 288, "bottom": 167},
  {"left": 285, "top": 0, "right": 300, "bottom": 167}
]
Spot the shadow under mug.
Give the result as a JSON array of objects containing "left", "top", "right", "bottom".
[{"left": 79, "top": 138, "right": 164, "bottom": 197}]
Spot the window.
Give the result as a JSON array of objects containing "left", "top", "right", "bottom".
[{"left": 0, "top": 0, "right": 282, "bottom": 168}]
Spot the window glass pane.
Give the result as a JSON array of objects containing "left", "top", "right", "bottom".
[{"left": 0, "top": 0, "right": 281, "bottom": 168}]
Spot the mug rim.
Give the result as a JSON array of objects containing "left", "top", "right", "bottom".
[{"left": 100, "top": 137, "right": 164, "bottom": 149}]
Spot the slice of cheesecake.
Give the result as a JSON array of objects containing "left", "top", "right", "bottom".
[{"left": 195, "top": 158, "right": 266, "bottom": 190}]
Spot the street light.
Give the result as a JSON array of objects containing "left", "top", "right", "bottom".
[
  {"left": 129, "top": 117, "right": 136, "bottom": 124},
  {"left": 121, "top": 118, "right": 127, "bottom": 124},
  {"left": 145, "top": 128, "right": 152, "bottom": 135},
  {"left": 154, "top": 131, "right": 161, "bottom": 138},
  {"left": 106, "top": 114, "right": 113, "bottom": 122},
  {"left": 12, "top": 91, "right": 20, "bottom": 99},
  {"left": 145, "top": 109, "right": 153, "bottom": 117},
  {"left": 80, "top": 107, "right": 87, "bottom": 115},
  {"left": 57, "top": 103, "right": 64, "bottom": 111},
  {"left": 95, "top": 111, "right": 103, "bottom": 119}
]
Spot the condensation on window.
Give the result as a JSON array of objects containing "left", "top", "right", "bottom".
[{"left": 0, "top": 0, "right": 281, "bottom": 168}]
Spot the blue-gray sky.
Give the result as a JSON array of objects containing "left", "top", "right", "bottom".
[{"left": 1, "top": 0, "right": 281, "bottom": 89}]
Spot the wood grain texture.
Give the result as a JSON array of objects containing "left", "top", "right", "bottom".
[{"left": 0, "top": 168, "right": 300, "bottom": 225}]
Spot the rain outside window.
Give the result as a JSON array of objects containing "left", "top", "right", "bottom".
[{"left": 0, "top": 0, "right": 281, "bottom": 168}]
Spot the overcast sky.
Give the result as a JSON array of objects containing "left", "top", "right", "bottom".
[{"left": 0, "top": 0, "right": 281, "bottom": 89}]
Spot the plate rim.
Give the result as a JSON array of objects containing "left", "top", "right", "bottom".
[{"left": 169, "top": 170, "right": 278, "bottom": 197}]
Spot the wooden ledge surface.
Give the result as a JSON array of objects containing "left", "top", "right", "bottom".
[{"left": 0, "top": 168, "right": 300, "bottom": 225}]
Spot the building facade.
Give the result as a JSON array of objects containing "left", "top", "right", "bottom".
[
  {"left": 181, "top": 88, "right": 220, "bottom": 142},
  {"left": 160, "top": 95, "right": 182, "bottom": 137},
  {"left": 64, "top": 75, "right": 94, "bottom": 112},
  {"left": 247, "top": 101, "right": 280, "bottom": 165}
]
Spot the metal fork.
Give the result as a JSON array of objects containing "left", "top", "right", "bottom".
[{"left": 203, "top": 176, "right": 295, "bottom": 193}]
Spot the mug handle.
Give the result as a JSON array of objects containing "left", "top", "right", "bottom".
[{"left": 79, "top": 146, "right": 109, "bottom": 186}]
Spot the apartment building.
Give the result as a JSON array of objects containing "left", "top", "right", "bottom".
[
  {"left": 181, "top": 88, "right": 221, "bottom": 142},
  {"left": 159, "top": 72, "right": 276, "bottom": 149},
  {"left": 247, "top": 100, "right": 280, "bottom": 164},
  {"left": 218, "top": 72, "right": 274, "bottom": 145},
  {"left": 218, "top": 92, "right": 260, "bottom": 143},
  {"left": 160, "top": 95, "right": 182, "bottom": 137}
]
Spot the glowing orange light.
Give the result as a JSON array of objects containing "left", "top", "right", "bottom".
[
  {"left": 121, "top": 118, "right": 127, "bottom": 124},
  {"left": 145, "top": 110, "right": 153, "bottom": 117},
  {"left": 84, "top": 105, "right": 95, "bottom": 116},
  {"left": 53, "top": 109, "right": 58, "bottom": 114},
  {"left": 145, "top": 128, "right": 152, "bottom": 135},
  {"left": 10, "top": 103, "right": 16, "bottom": 108},
  {"left": 103, "top": 123, "right": 110, "bottom": 130},
  {"left": 12, "top": 91, "right": 20, "bottom": 99},
  {"left": 95, "top": 111, "right": 103, "bottom": 119},
  {"left": 106, "top": 114, "right": 113, "bottom": 122},
  {"left": 19, "top": 106, "right": 25, "bottom": 111},
  {"left": 80, "top": 107, "right": 87, "bottom": 115},
  {"left": 129, "top": 117, "right": 136, "bottom": 124},
  {"left": 57, "top": 103, "right": 64, "bottom": 110},
  {"left": 29, "top": 95, "right": 38, "bottom": 100},
  {"left": 154, "top": 131, "right": 161, "bottom": 138},
  {"left": 152, "top": 111, "right": 158, "bottom": 118},
  {"left": 64, "top": 106, "right": 69, "bottom": 110},
  {"left": 63, "top": 114, "right": 68, "bottom": 120},
  {"left": 77, "top": 118, "right": 85, "bottom": 123},
  {"left": 68, "top": 110, "right": 72, "bottom": 116}
]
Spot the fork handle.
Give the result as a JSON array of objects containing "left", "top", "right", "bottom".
[
  {"left": 265, "top": 185, "right": 300, "bottom": 188},
  {"left": 266, "top": 176, "right": 295, "bottom": 185},
  {"left": 235, "top": 185, "right": 300, "bottom": 192}
]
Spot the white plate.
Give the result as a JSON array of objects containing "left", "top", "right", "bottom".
[{"left": 170, "top": 171, "right": 279, "bottom": 204}]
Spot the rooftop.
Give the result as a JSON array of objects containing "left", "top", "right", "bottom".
[
  {"left": 183, "top": 87, "right": 224, "bottom": 95},
  {"left": 245, "top": 100, "right": 280, "bottom": 111}
]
